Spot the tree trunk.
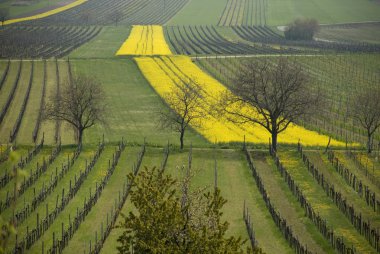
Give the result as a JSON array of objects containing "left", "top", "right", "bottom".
[
  {"left": 272, "top": 131, "right": 278, "bottom": 152},
  {"left": 180, "top": 130, "right": 185, "bottom": 150},
  {"left": 78, "top": 128, "right": 84, "bottom": 146},
  {"left": 271, "top": 118, "right": 278, "bottom": 152},
  {"left": 367, "top": 132, "right": 373, "bottom": 154}
]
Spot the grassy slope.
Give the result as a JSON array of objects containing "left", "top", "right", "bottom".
[
  {"left": 100, "top": 148, "right": 293, "bottom": 254},
  {"left": 71, "top": 59, "right": 208, "bottom": 147},
  {"left": 0, "top": 58, "right": 209, "bottom": 147},
  {"left": 16, "top": 61, "right": 43, "bottom": 144},
  {"left": 0, "top": 61, "right": 18, "bottom": 114},
  {"left": 267, "top": 0, "right": 380, "bottom": 26},
  {"left": 0, "top": 61, "right": 31, "bottom": 144},
  {"left": 0, "top": 0, "right": 69, "bottom": 19},
  {"left": 70, "top": 26, "right": 132, "bottom": 59},
  {"left": 252, "top": 151, "right": 334, "bottom": 253},
  {"left": 0, "top": 147, "right": 74, "bottom": 220},
  {"left": 167, "top": 0, "right": 228, "bottom": 25},
  {"left": 4, "top": 146, "right": 91, "bottom": 234},
  {"left": 0, "top": 62, "right": 6, "bottom": 82},
  {"left": 38, "top": 60, "right": 58, "bottom": 145},
  {"left": 62, "top": 146, "right": 139, "bottom": 254},
  {"left": 318, "top": 24, "right": 380, "bottom": 44},
  {"left": 26, "top": 146, "right": 113, "bottom": 253},
  {"left": 57, "top": 60, "right": 75, "bottom": 144},
  {"left": 0, "top": 147, "right": 28, "bottom": 173},
  {"left": 168, "top": 0, "right": 380, "bottom": 26},
  {"left": 334, "top": 151, "right": 380, "bottom": 193},
  {"left": 278, "top": 150, "right": 376, "bottom": 253},
  {"left": 0, "top": 147, "right": 52, "bottom": 204}
]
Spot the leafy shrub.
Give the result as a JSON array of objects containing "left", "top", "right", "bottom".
[{"left": 284, "top": 18, "right": 320, "bottom": 40}]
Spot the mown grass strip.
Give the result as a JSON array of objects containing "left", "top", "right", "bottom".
[
  {"left": 252, "top": 150, "right": 334, "bottom": 253},
  {"left": 274, "top": 149, "right": 376, "bottom": 253}
]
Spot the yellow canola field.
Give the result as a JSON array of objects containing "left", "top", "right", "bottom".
[
  {"left": 136, "top": 55, "right": 346, "bottom": 147},
  {"left": 116, "top": 25, "right": 172, "bottom": 56},
  {"left": 3, "top": 0, "right": 87, "bottom": 26}
]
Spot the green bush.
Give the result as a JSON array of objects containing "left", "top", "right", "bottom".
[{"left": 284, "top": 18, "right": 320, "bottom": 40}]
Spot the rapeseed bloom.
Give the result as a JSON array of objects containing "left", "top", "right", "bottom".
[
  {"left": 116, "top": 25, "right": 172, "bottom": 56},
  {"left": 136, "top": 55, "right": 346, "bottom": 147}
]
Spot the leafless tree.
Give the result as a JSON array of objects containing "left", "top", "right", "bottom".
[
  {"left": 220, "top": 58, "right": 320, "bottom": 151},
  {"left": 80, "top": 10, "right": 93, "bottom": 25},
  {"left": 350, "top": 88, "right": 380, "bottom": 153},
  {"left": 0, "top": 8, "right": 9, "bottom": 27},
  {"left": 158, "top": 81, "right": 203, "bottom": 150},
  {"left": 43, "top": 74, "right": 106, "bottom": 145},
  {"left": 110, "top": 10, "right": 123, "bottom": 26}
]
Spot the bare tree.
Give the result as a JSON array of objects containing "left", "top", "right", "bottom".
[
  {"left": 109, "top": 10, "right": 123, "bottom": 26},
  {"left": 158, "top": 81, "right": 203, "bottom": 150},
  {"left": 80, "top": 10, "right": 93, "bottom": 25},
  {"left": 43, "top": 74, "right": 106, "bottom": 145},
  {"left": 350, "top": 88, "right": 380, "bottom": 153},
  {"left": 220, "top": 58, "right": 319, "bottom": 151},
  {"left": 0, "top": 8, "right": 9, "bottom": 27}
]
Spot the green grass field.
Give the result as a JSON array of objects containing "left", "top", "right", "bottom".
[
  {"left": 0, "top": 59, "right": 208, "bottom": 148},
  {"left": 53, "top": 147, "right": 294, "bottom": 254},
  {"left": 1, "top": 0, "right": 380, "bottom": 253},
  {"left": 267, "top": 0, "right": 380, "bottom": 25},
  {"left": 318, "top": 23, "right": 380, "bottom": 44},
  {"left": 277, "top": 150, "right": 376, "bottom": 253},
  {"left": 168, "top": 0, "right": 380, "bottom": 26},
  {"left": 71, "top": 59, "right": 208, "bottom": 147},
  {"left": 69, "top": 26, "right": 132, "bottom": 59},
  {"left": 167, "top": 0, "right": 228, "bottom": 25}
]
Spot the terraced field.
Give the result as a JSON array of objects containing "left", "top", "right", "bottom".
[
  {"left": 232, "top": 26, "right": 380, "bottom": 53},
  {"left": 10, "top": 0, "right": 189, "bottom": 26},
  {"left": 218, "top": 0, "right": 267, "bottom": 26},
  {"left": 0, "top": 26, "right": 102, "bottom": 58},
  {"left": 1, "top": 0, "right": 379, "bottom": 253},
  {"left": 164, "top": 25, "right": 300, "bottom": 55},
  {"left": 168, "top": 0, "right": 380, "bottom": 26}
]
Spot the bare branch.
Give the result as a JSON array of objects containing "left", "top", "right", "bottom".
[
  {"left": 43, "top": 74, "right": 107, "bottom": 144},
  {"left": 219, "top": 57, "right": 320, "bottom": 151},
  {"left": 158, "top": 80, "right": 204, "bottom": 149},
  {"left": 349, "top": 88, "right": 380, "bottom": 153}
]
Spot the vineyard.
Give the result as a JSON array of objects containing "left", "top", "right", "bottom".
[
  {"left": 164, "top": 25, "right": 301, "bottom": 55},
  {"left": 0, "top": 26, "right": 102, "bottom": 58},
  {"left": 3, "top": 0, "right": 87, "bottom": 26},
  {"left": 232, "top": 26, "right": 380, "bottom": 53},
  {"left": 0, "top": 0, "right": 380, "bottom": 253},
  {"left": 1, "top": 0, "right": 189, "bottom": 58},
  {"left": 218, "top": 0, "right": 268, "bottom": 26},
  {"left": 195, "top": 54, "right": 380, "bottom": 147},
  {"left": 8, "top": 0, "right": 189, "bottom": 26}
]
